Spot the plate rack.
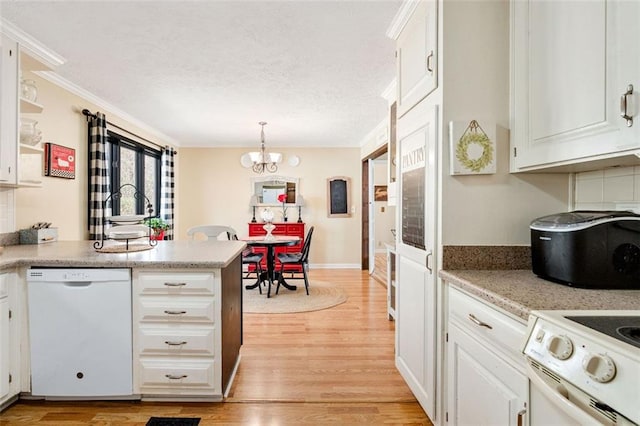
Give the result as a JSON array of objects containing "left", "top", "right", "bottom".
[{"left": 93, "top": 184, "right": 157, "bottom": 251}]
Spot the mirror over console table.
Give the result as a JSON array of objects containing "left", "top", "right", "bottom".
[{"left": 250, "top": 176, "right": 305, "bottom": 223}]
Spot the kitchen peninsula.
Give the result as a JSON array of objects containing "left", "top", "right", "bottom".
[{"left": 0, "top": 240, "right": 246, "bottom": 410}]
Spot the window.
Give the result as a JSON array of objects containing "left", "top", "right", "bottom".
[{"left": 108, "top": 132, "right": 161, "bottom": 217}]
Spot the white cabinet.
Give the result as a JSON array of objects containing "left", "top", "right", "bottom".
[
  {"left": 0, "top": 271, "right": 19, "bottom": 408},
  {"left": 133, "top": 270, "right": 223, "bottom": 399},
  {"left": 446, "top": 286, "right": 528, "bottom": 426},
  {"left": 394, "top": 0, "right": 438, "bottom": 118},
  {"left": 511, "top": 0, "right": 640, "bottom": 171},
  {"left": 0, "top": 35, "right": 19, "bottom": 185},
  {"left": 0, "top": 33, "right": 49, "bottom": 187}
]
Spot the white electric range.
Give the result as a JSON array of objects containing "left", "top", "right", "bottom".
[{"left": 523, "top": 310, "right": 639, "bottom": 426}]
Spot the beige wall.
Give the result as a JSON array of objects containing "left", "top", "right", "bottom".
[
  {"left": 15, "top": 72, "right": 176, "bottom": 240},
  {"left": 177, "top": 147, "right": 362, "bottom": 267}
]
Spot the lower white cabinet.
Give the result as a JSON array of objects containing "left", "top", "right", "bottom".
[
  {"left": 0, "top": 271, "right": 19, "bottom": 408},
  {"left": 133, "top": 270, "right": 222, "bottom": 399},
  {"left": 446, "top": 286, "right": 528, "bottom": 426}
]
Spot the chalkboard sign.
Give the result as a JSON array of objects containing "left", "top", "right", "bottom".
[{"left": 327, "top": 176, "right": 351, "bottom": 217}]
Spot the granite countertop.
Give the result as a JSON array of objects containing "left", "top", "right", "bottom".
[
  {"left": 440, "top": 269, "right": 640, "bottom": 322},
  {"left": 0, "top": 240, "right": 247, "bottom": 269}
]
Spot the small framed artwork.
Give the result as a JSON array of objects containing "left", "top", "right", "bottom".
[
  {"left": 374, "top": 185, "right": 388, "bottom": 201},
  {"left": 449, "top": 120, "right": 496, "bottom": 175},
  {"left": 327, "top": 176, "right": 351, "bottom": 218},
  {"left": 44, "top": 143, "right": 76, "bottom": 179}
]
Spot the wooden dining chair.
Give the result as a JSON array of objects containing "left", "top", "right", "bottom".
[
  {"left": 276, "top": 226, "right": 314, "bottom": 295},
  {"left": 186, "top": 225, "right": 265, "bottom": 291}
]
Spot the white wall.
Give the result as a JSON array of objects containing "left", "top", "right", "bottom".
[
  {"left": 574, "top": 166, "right": 640, "bottom": 213},
  {"left": 373, "top": 159, "right": 395, "bottom": 250},
  {"left": 440, "top": 0, "right": 569, "bottom": 245}
]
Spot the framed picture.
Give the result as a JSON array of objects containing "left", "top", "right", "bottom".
[
  {"left": 44, "top": 143, "right": 76, "bottom": 179},
  {"left": 327, "top": 176, "right": 351, "bottom": 218},
  {"left": 374, "top": 185, "right": 388, "bottom": 201},
  {"left": 449, "top": 120, "right": 497, "bottom": 175}
]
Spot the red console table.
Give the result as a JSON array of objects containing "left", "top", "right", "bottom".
[{"left": 248, "top": 222, "right": 305, "bottom": 272}]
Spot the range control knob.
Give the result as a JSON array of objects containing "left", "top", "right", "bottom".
[
  {"left": 547, "top": 335, "right": 573, "bottom": 360},
  {"left": 583, "top": 354, "right": 616, "bottom": 383}
]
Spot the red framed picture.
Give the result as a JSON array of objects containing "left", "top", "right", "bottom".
[{"left": 44, "top": 143, "right": 76, "bottom": 179}]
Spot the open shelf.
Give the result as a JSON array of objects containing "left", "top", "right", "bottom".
[
  {"left": 19, "top": 143, "right": 44, "bottom": 153},
  {"left": 20, "top": 98, "right": 44, "bottom": 114}
]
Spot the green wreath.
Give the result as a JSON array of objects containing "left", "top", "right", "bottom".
[{"left": 456, "top": 132, "right": 493, "bottom": 172}]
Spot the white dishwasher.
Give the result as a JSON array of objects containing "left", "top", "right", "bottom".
[{"left": 27, "top": 268, "right": 134, "bottom": 398}]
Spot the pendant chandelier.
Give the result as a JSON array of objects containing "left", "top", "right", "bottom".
[{"left": 248, "top": 121, "right": 282, "bottom": 174}]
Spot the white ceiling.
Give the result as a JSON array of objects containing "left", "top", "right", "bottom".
[{"left": 2, "top": 1, "right": 401, "bottom": 149}]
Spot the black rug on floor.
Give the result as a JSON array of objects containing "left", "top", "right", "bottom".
[{"left": 146, "top": 417, "right": 200, "bottom": 426}]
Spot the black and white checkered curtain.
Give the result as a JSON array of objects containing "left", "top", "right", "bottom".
[
  {"left": 160, "top": 147, "right": 176, "bottom": 240},
  {"left": 88, "top": 112, "right": 110, "bottom": 240}
]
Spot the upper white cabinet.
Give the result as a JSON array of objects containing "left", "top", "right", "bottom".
[
  {"left": 392, "top": 0, "right": 438, "bottom": 118},
  {"left": 511, "top": 0, "right": 640, "bottom": 171},
  {"left": 0, "top": 35, "right": 19, "bottom": 185}
]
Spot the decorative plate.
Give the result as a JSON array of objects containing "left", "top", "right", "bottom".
[
  {"left": 287, "top": 155, "right": 300, "bottom": 167},
  {"left": 240, "top": 153, "right": 253, "bottom": 168}
]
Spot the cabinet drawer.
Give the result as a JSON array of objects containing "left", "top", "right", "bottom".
[
  {"left": 138, "top": 298, "right": 215, "bottom": 323},
  {"left": 448, "top": 287, "right": 525, "bottom": 359},
  {"left": 136, "top": 272, "right": 215, "bottom": 295},
  {"left": 138, "top": 359, "right": 217, "bottom": 390},
  {"left": 138, "top": 327, "right": 215, "bottom": 356}
]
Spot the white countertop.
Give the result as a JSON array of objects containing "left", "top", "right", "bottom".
[
  {"left": 440, "top": 269, "right": 640, "bottom": 321},
  {"left": 0, "top": 240, "right": 247, "bottom": 269}
]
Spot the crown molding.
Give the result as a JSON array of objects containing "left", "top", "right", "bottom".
[
  {"left": 386, "top": 0, "right": 420, "bottom": 40},
  {"left": 381, "top": 78, "right": 397, "bottom": 104},
  {"left": 35, "top": 70, "right": 181, "bottom": 147},
  {"left": 0, "top": 19, "right": 66, "bottom": 69}
]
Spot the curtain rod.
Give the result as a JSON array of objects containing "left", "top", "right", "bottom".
[{"left": 81, "top": 109, "right": 176, "bottom": 155}]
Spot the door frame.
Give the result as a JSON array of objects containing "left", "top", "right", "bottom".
[{"left": 361, "top": 144, "right": 388, "bottom": 270}]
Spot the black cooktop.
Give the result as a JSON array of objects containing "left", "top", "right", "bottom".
[{"left": 566, "top": 316, "right": 640, "bottom": 349}]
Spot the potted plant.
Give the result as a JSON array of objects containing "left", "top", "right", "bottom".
[{"left": 144, "top": 217, "right": 169, "bottom": 241}]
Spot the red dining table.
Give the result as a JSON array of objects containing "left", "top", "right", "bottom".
[{"left": 239, "top": 235, "right": 300, "bottom": 298}]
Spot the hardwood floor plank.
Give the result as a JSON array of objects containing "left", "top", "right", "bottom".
[{"left": 0, "top": 269, "right": 432, "bottom": 425}]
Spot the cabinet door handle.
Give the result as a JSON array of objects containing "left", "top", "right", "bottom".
[
  {"left": 426, "top": 50, "right": 434, "bottom": 74},
  {"left": 517, "top": 408, "right": 527, "bottom": 426},
  {"left": 426, "top": 251, "right": 433, "bottom": 274},
  {"left": 165, "top": 374, "right": 188, "bottom": 380},
  {"left": 620, "top": 84, "right": 634, "bottom": 127},
  {"left": 164, "top": 282, "right": 187, "bottom": 287},
  {"left": 468, "top": 314, "right": 493, "bottom": 329},
  {"left": 164, "top": 341, "right": 187, "bottom": 346},
  {"left": 164, "top": 310, "right": 187, "bottom": 315}
]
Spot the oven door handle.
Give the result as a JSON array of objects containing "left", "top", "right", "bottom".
[{"left": 525, "top": 360, "right": 605, "bottom": 426}]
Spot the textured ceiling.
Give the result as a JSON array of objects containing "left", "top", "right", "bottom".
[{"left": 2, "top": 1, "right": 401, "bottom": 148}]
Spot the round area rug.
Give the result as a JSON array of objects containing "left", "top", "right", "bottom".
[{"left": 243, "top": 280, "right": 347, "bottom": 314}]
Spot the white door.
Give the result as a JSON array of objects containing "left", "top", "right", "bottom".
[
  {"left": 368, "top": 158, "right": 376, "bottom": 275},
  {"left": 395, "top": 100, "right": 438, "bottom": 419}
]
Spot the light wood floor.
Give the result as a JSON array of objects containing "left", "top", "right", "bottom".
[
  {"left": 0, "top": 269, "right": 432, "bottom": 425},
  {"left": 370, "top": 252, "right": 387, "bottom": 286}
]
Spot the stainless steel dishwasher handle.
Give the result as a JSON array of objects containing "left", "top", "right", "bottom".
[
  {"left": 164, "top": 310, "right": 187, "bottom": 315},
  {"left": 165, "top": 341, "right": 187, "bottom": 346},
  {"left": 165, "top": 374, "right": 188, "bottom": 380},
  {"left": 164, "top": 282, "right": 187, "bottom": 287},
  {"left": 468, "top": 314, "right": 493, "bottom": 329}
]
